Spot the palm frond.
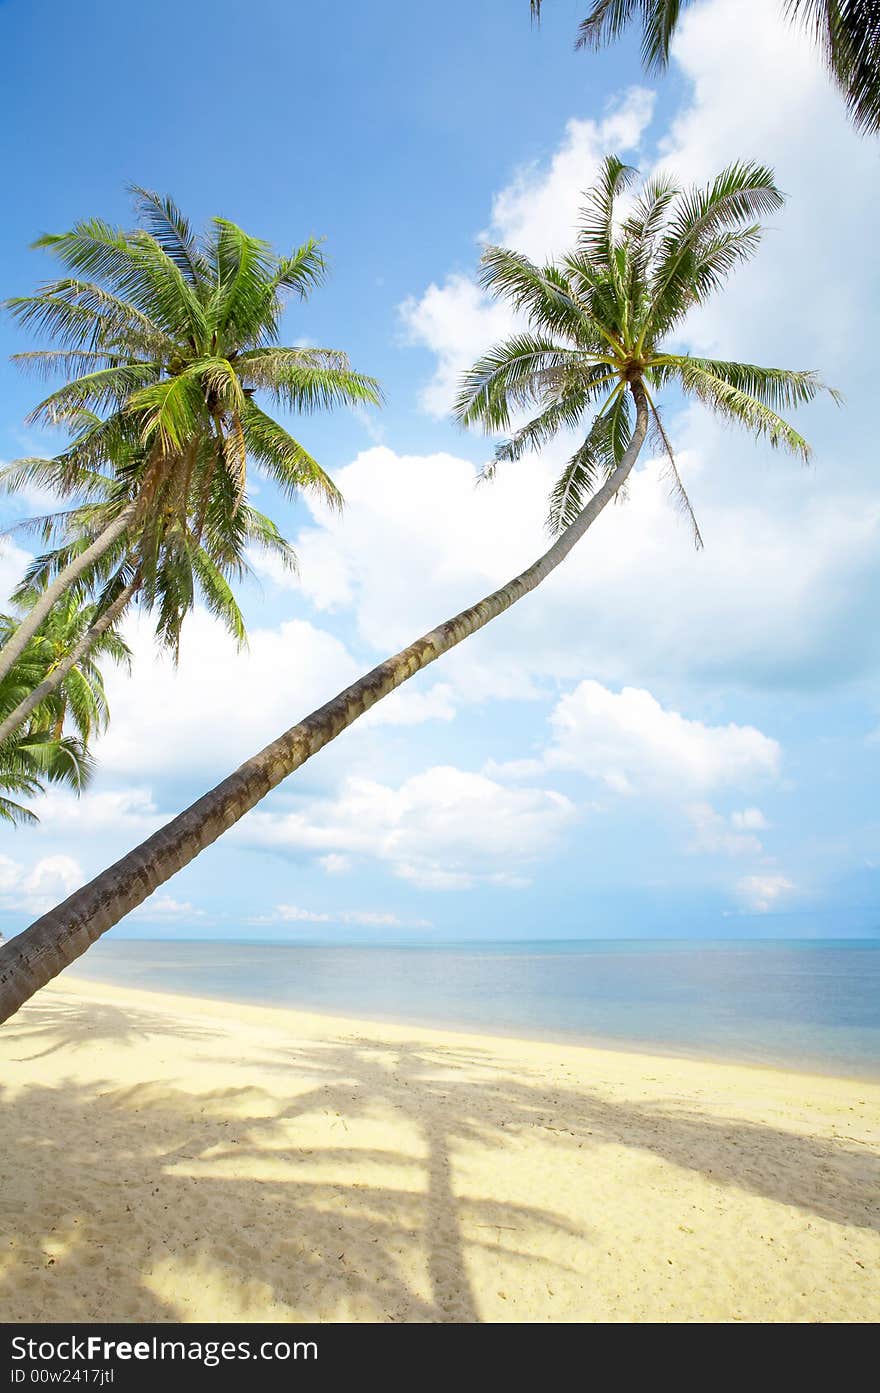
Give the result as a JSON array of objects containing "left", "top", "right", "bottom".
[
  {"left": 25, "top": 363, "right": 162, "bottom": 426},
  {"left": 643, "top": 386, "right": 703, "bottom": 548},
  {"left": 240, "top": 400, "right": 343, "bottom": 508},
  {"left": 477, "top": 246, "right": 585, "bottom": 339},
  {"left": 128, "top": 186, "right": 209, "bottom": 287},
  {"left": 784, "top": 1, "right": 880, "bottom": 133},
  {"left": 577, "top": 154, "right": 638, "bottom": 271},
  {"left": 250, "top": 357, "right": 382, "bottom": 414},
  {"left": 644, "top": 163, "right": 783, "bottom": 341},
  {"left": 491, "top": 375, "right": 618, "bottom": 466},
  {"left": 666, "top": 357, "right": 819, "bottom": 458},
  {"left": 546, "top": 384, "right": 631, "bottom": 533},
  {"left": 455, "top": 335, "right": 591, "bottom": 430}
]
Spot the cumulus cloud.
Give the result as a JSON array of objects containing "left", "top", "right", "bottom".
[
  {"left": 96, "top": 610, "right": 359, "bottom": 779},
  {"left": 547, "top": 681, "right": 781, "bottom": 793},
  {"left": 686, "top": 802, "right": 767, "bottom": 858},
  {"left": 0, "top": 540, "right": 33, "bottom": 609},
  {"left": 30, "top": 786, "right": 164, "bottom": 839},
  {"left": 659, "top": 0, "right": 877, "bottom": 369},
  {"left": 131, "top": 894, "right": 206, "bottom": 922},
  {"left": 736, "top": 873, "right": 796, "bottom": 914},
  {"left": 502, "top": 679, "right": 781, "bottom": 796},
  {"left": 94, "top": 604, "right": 460, "bottom": 788},
  {"left": 258, "top": 437, "right": 880, "bottom": 707},
  {"left": 385, "top": 0, "right": 880, "bottom": 703},
  {"left": 239, "top": 764, "right": 578, "bottom": 890},
  {"left": 400, "top": 88, "right": 654, "bottom": 415},
  {"left": 399, "top": 274, "right": 515, "bottom": 418},
  {"left": 319, "top": 853, "right": 352, "bottom": 876},
  {"left": 0, "top": 852, "right": 83, "bottom": 919}
]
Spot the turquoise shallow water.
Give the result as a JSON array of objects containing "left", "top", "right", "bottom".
[{"left": 66, "top": 938, "right": 880, "bottom": 1078}]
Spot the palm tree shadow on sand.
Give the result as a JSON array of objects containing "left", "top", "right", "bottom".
[
  {"left": 0, "top": 1001, "right": 877, "bottom": 1322},
  {"left": 2, "top": 996, "right": 219, "bottom": 1060}
]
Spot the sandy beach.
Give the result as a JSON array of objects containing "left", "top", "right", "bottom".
[{"left": 0, "top": 976, "right": 877, "bottom": 1324}]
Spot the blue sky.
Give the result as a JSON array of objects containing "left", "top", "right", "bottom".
[{"left": 0, "top": 0, "right": 878, "bottom": 942}]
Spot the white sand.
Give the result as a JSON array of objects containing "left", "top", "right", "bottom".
[{"left": 0, "top": 976, "right": 877, "bottom": 1323}]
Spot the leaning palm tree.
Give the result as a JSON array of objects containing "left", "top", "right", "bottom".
[
  {"left": 529, "top": 1, "right": 880, "bottom": 134},
  {"left": 0, "top": 437, "right": 296, "bottom": 747},
  {"left": 0, "top": 636, "right": 96, "bottom": 826},
  {"left": 0, "top": 189, "right": 381, "bottom": 684},
  {"left": 0, "top": 158, "right": 834, "bottom": 1022},
  {"left": 0, "top": 728, "right": 93, "bottom": 826},
  {"left": 0, "top": 592, "right": 129, "bottom": 747}
]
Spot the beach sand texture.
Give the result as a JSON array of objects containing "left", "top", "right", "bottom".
[{"left": 0, "top": 977, "right": 877, "bottom": 1323}]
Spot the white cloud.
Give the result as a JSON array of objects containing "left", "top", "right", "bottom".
[
  {"left": 385, "top": 0, "right": 880, "bottom": 707},
  {"left": 268, "top": 437, "right": 880, "bottom": 709},
  {"left": 485, "top": 88, "right": 654, "bottom": 260},
  {"left": 319, "top": 853, "right": 351, "bottom": 876},
  {"left": 96, "top": 610, "right": 359, "bottom": 779},
  {"left": 0, "top": 540, "right": 34, "bottom": 610},
  {"left": 0, "top": 852, "right": 83, "bottom": 918},
  {"left": 400, "top": 274, "right": 515, "bottom": 418},
  {"left": 131, "top": 894, "right": 205, "bottom": 921},
  {"left": 731, "top": 808, "right": 768, "bottom": 832},
  {"left": 686, "top": 802, "right": 766, "bottom": 858},
  {"left": 400, "top": 88, "right": 654, "bottom": 415},
  {"left": 360, "top": 681, "right": 457, "bottom": 728},
  {"left": 658, "top": 0, "right": 877, "bottom": 367},
  {"left": 93, "top": 597, "right": 467, "bottom": 788},
  {"left": 239, "top": 764, "right": 578, "bottom": 890},
  {"left": 30, "top": 786, "right": 163, "bottom": 839},
  {"left": 537, "top": 680, "right": 781, "bottom": 795},
  {"left": 736, "top": 873, "right": 796, "bottom": 914}
]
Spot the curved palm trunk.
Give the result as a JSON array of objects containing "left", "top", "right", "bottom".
[
  {"left": 0, "top": 502, "right": 138, "bottom": 687},
  {"left": 0, "top": 579, "right": 139, "bottom": 747},
  {"left": 0, "top": 385, "right": 648, "bottom": 1024}
]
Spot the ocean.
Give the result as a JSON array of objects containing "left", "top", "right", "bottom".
[{"left": 64, "top": 936, "right": 880, "bottom": 1078}]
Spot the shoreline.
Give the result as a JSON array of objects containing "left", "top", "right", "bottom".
[
  {"left": 66, "top": 964, "right": 880, "bottom": 1085},
  {"left": 1, "top": 976, "right": 878, "bottom": 1322}
]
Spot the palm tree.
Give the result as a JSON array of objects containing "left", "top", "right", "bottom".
[
  {"left": 0, "top": 189, "right": 381, "bottom": 685},
  {"left": 0, "top": 627, "right": 98, "bottom": 826},
  {"left": 0, "top": 436, "right": 296, "bottom": 746},
  {"left": 0, "top": 592, "right": 129, "bottom": 748},
  {"left": 0, "top": 728, "right": 93, "bottom": 826},
  {"left": 529, "top": 1, "right": 880, "bottom": 134},
  {"left": 0, "top": 158, "right": 834, "bottom": 1022}
]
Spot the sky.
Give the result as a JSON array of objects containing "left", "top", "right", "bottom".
[{"left": 0, "top": 0, "right": 878, "bottom": 943}]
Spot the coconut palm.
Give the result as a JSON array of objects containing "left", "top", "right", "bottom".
[
  {"left": 0, "top": 189, "right": 381, "bottom": 684},
  {"left": 0, "top": 435, "right": 295, "bottom": 746},
  {"left": 0, "top": 158, "right": 834, "bottom": 1021},
  {"left": 0, "top": 631, "right": 97, "bottom": 826},
  {"left": 0, "top": 729, "right": 93, "bottom": 826},
  {"left": 529, "top": 1, "right": 880, "bottom": 134},
  {"left": 0, "top": 593, "right": 129, "bottom": 747}
]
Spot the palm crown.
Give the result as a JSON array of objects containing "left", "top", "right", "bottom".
[
  {"left": 0, "top": 615, "right": 99, "bottom": 826},
  {"left": 1, "top": 590, "right": 129, "bottom": 745},
  {"left": 5, "top": 187, "right": 382, "bottom": 521},
  {"left": 3, "top": 427, "right": 297, "bottom": 655},
  {"left": 456, "top": 157, "right": 836, "bottom": 537},
  {"left": 0, "top": 191, "right": 382, "bottom": 696}
]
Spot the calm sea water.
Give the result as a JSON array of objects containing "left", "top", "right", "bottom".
[{"left": 66, "top": 938, "right": 880, "bottom": 1077}]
